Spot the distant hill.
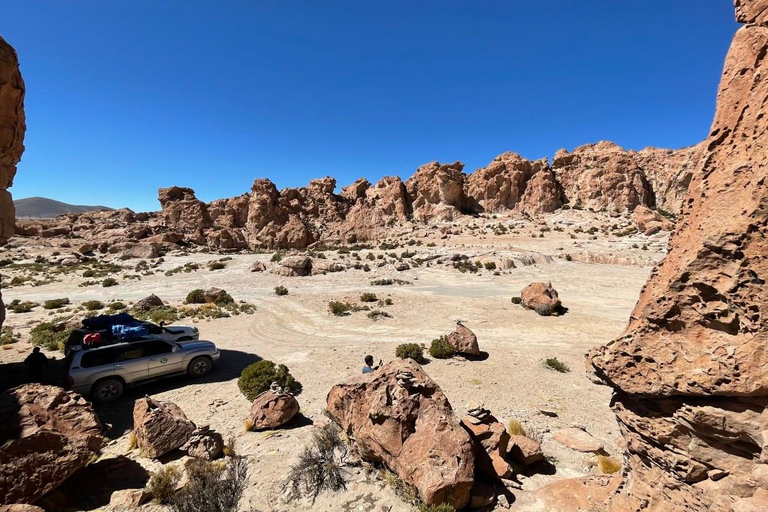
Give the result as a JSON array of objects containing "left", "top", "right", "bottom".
[{"left": 13, "top": 197, "right": 113, "bottom": 218}]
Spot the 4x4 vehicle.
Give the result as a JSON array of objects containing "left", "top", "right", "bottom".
[{"left": 68, "top": 337, "right": 220, "bottom": 402}]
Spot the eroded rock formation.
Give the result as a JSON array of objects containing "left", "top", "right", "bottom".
[
  {"left": 0, "top": 385, "right": 103, "bottom": 505},
  {"left": 583, "top": 3, "right": 768, "bottom": 509},
  {"left": 326, "top": 360, "right": 475, "bottom": 508}
]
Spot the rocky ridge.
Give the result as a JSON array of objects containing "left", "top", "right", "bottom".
[{"left": 14, "top": 142, "right": 701, "bottom": 253}]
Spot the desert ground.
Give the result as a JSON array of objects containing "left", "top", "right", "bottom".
[{"left": 0, "top": 210, "right": 663, "bottom": 511}]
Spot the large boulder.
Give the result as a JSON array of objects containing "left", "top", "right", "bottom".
[
  {"left": 182, "top": 425, "right": 223, "bottom": 460},
  {"left": 248, "top": 390, "right": 300, "bottom": 430},
  {"left": 326, "top": 360, "right": 474, "bottom": 508},
  {"left": 582, "top": 3, "right": 768, "bottom": 509},
  {"left": 446, "top": 323, "right": 480, "bottom": 356},
  {"left": 460, "top": 404, "right": 511, "bottom": 480},
  {"left": 406, "top": 161, "right": 468, "bottom": 221},
  {"left": 632, "top": 205, "right": 673, "bottom": 235},
  {"left": 520, "top": 282, "right": 562, "bottom": 316},
  {"left": 275, "top": 255, "right": 312, "bottom": 277},
  {"left": 0, "top": 385, "right": 103, "bottom": 505},
  {"left": 132, "top": 294, "right": 164, "bottom": 312},
  {"left": 132, "top": 397, "right": 195, "bottom": 459}
]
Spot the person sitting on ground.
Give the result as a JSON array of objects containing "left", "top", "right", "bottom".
[
  {"left": 24, "top": 346, "right": 49, "bottom": 383},
  {"left": 362, "top": 355, "right": 382, "bottom": 374}
]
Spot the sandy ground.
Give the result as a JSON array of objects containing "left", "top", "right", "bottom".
[{"left": 0, "top": 212, "right": 664, "bottom": 511}]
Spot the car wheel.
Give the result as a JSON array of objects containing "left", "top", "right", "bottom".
[
  {"left": 92, "top": 378, "right": 124, "bottom": 403},
  {"left": 188, "top": 356, "right": 212, "bottom": 378}
]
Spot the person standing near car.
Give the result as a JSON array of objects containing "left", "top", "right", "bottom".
[{"left": 25, "top": 346, "right": 49, "bottom": 383}]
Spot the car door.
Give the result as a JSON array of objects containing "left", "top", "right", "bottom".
[
  {"left": 114, "top": 343, "right": 150, "bottom": 384},
  {"left": 145, "top": 339, "right": 184, "bottom": 377}
]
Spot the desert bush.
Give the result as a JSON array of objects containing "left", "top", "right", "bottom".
[
  {"left": 544, "top": 357, "right": 570, "bottom": 373},
  {"left": 597, "top": 455, "right": 622, "bottom": 474},
  {"left": 360, "top": 292, "right": 378, "bottom": 302},
  {"left": 418, "top": 505, "right": 456, "bottom": 512},
  {"left": 429, "top": 336, "right": 455, "bottom": 359},
  {"left": 1, "top": 328, "right": 18, "bottom": 346},
  {"left": 31, "top": 322, "right": 73, "bottom": 351},
  {"left": 381, "top": 469, "right": 420, "bottom": 506},
  {"left": 171, "top": 457, "right": 247, "bottom": 512},
  {"left": 108, "top": 301, "right": 127, "bottom": 311},
  {"left": 284, "top": 423, "right": 348, "bottom": 503},
  {"left": 82, "top": 300, "right": 104, "bottom": 311},
  {"left": 395, "top": 343, "right": 425, "bottom": 364},
  {"left": 274, "top": 286, "right": 289, "bottom": 296},
  {"left": 534, "top": 304, "right": 553, "bottom": 316},
  {"left": 507, "top": 419, "right": 527, "bottom": 437},
  {"left": 43, "top": 298, "right": 70, "bottom": 310},
  {"left": 223, "top": 435, "right": 236, "bottom": 457},
  {"left": 7, "top": 300, "right": 37, "bottom": 313},
  {"left": 213, "top": 291, "right": 235, "bottom": 305},
  {"left": 82, "top": 269, "right": 95, "bottom": 278},
  {"left": 149, "top": 465, "right": 181, "bottom": 504},
  {"left": 565, "top": 254, "right": 573, "bottom": 261},
  {"left": 328, "top": 301, "right": 353, "bottom": 316},
  {"left": 185, "top": 289, "right": 206, "bottom": 304},
  {"left": 238, "top": 360, "right": 301, "bottom": 400},
  {"left": 134, "top": 306, "right": 179, "bottom": 324},
  {"left": 102, "top": 277, "right": 118, "bottom": 287},
  {"left": 270, "top": 252, "right": 284, "bottom": 262},
  {"left": 370, "top": 278, "right": 394, "bottom": 286},
  {"left": 208, "top": 261, "right": 226, "bottom": 271},
  {"left": 484, "top": 261, "right": 496, "bottom": 270},
  {"left": 511, "top": 296, "right": 522, "bottom": 305},
  {"left": 367, "top": 310, "right": 392, "bottom": 321}
]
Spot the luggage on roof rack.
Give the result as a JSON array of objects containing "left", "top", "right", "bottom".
[{"left": 82, "top": 313, "right": 137, "bottom": 330}]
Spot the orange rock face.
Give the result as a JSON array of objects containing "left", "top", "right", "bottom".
[
  {"left": 0, "top": 36, "right": 24, "bottom": 243},
  {"left": 586, "top": 2, "right": 768, "bottom": 509},
  {"left": 326, "top": 360, "right": 475, "bottom": 508}
]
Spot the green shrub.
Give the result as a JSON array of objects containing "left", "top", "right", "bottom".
[
  {"left": 238, "top": 360, "right": 302, "bottom": 401},
  {"left": 360, "top": 292, "right": 378, "bottom": 302},
  {"left": 395, "top": 343, "right": 425, "bottom": 364},
  {"left": 270, "top": 252, "right": 284, "bottom": 262},
  {"left": 511, "top": 296, "right": 522, "bottom": 305},
  {"left": 544, "top": 357, "right": 570, "bottom": 373},
  {"left": 213, "top": 291, "right": 235, "bottom": 305},
  {"left": 484, "top": 261, "right": 496, "bottom": 270},
  {"left": 134, "top": 306, "right": 179, "bottom": 324},
  {"left": 185, "top": 289, "right": 207, "bottom": 304},
  {"left": 208, "top": 261, "right": 226, "bottom": 271},
  {"left": 82, "top": 300, "right": 104, "bottom": 311},
  {"left": 7, "top": 300, "right": 37, "bottom": 313},
  {"left": 274, "top": 286, "right": 289, "bottom": 296},
  {"left": 418, "top": 505, "right": 456, "bottom": 512},
  {"left": 328, "top": 301, "right": 353, "bottom": 316},
  {"left": 534, "top": 304, "right": 553, "bottom": 316},
  {"left": 108, "top": 301, "right": 127, "bottom": 311},
  {"left": 102, "top": 277, "right": 118, "bottom": 287},
  {"left": 82, "top": 269, "right": 95, "bottom": 278},
  {"left": 367, "top": 310, "right": 392, "bottom": 321},
  {"left": 429, "top": 336, "right": 455, "bottom": 359},
  {"left": 30, "top": 322, "right": 71, "bottom": 351},
  {"left": 43, "top": 298, "right": 70, "bottom": 310}
]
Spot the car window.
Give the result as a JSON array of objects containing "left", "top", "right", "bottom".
[
  {"left": 145, "top": 340, "right": 174, "bottom": 356},
  {"left": 116, "top": 344, "right": 148, "bottom": 362},
  {"left": 81, "top": 348, "right": 116, "bottom": 368}
]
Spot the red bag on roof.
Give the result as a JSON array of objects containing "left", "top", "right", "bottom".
[{"left": 83, "top": 332, "right": 102, "bottom": 346}]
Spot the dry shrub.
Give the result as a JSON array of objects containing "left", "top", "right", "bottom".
[
  {"left": 223, "top": 435, "right": 236, "bottom": 457},
  {"left": 507, "top": 419, "right": 526, "bottom": 437},
  {"left": 171, "top": 457, "right": 248, "bottom": 512},
  {"left": 597, "top": 455, "right": 622, "bottom": 474},
  {"left": 284, "top": 423, "right": 348, "bottom": 503},
  {"left": 149, "top": 465, "right": 181, "bottom": 504},
  {"left": 381, "top": 469, "right": 420, "bottom": 506}
]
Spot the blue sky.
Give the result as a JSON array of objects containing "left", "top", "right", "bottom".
[{"left": 5, "top": 1, "right": 737, "bottom": 212}]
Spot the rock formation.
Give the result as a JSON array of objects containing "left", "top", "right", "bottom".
[
  {"left": 446, "top": 322, "right": 480, "bottom": 356},
  {"left": 460, "top": 403, "right": 512, "bottom": 480},
  {"left": 0, "top": 36, "right": 25, "bottom": 331},
  {"left": 584, "top": 2, "right": 768, "bottom": 509},
  {"left": 133, "top": 397, "right": 195, "bottom": 459},
  {"left": 326, "top": 359, "right": 475, "bottom": 508},
  {"left": 406, "top": 161, "right": 468, "bottom": 221},
  {"left": 248, "top": 389, "right": 300, "bottom": 430},
  {"left": 0, "top": 385, "right": 103, "bottom": 505},
  {"left": 520, "top": 282, "right": 563, "bottom": 316},
  {"left": 466, "top": 152, "right": 548, "bottom": 212}
]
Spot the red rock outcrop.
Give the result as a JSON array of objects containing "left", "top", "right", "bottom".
[
  {"left": 406, "top": 161, "right": 468, "bottom": 221},
  {"left": 466, "top": 152, "right": 548, "bottom": 212},
  {"left": 446, "top": 323, "right": 480, "bottom": 356},
  {"left": 0, "top": 385, "right": 103, "bottom": 505},
  {"left": 133, "top": 397, "right": 195, "bottom": 459},
  {"left": 158, "top": 186, "right": 212, "bottom": 231},
  {"left": 326, "top": 359, "right": 474, "bottom": 508},
  {"left": 518, "top": 167, "right": 563, "bottom": 215},
  {"left": 583, "top": 3, "right": 768, "bottom": 509},
  {"left": 248, "top": 390, "right": 300, "bottom": 430},
  {"left": 520, "top": 282, "right": 562, "bottom": 316},
  {"left": 0, "top": 36, "right": 24, "bottom": 243}
]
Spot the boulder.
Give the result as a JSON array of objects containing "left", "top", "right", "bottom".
[
  {"left": 552, "top": 428, "right": 603, "bottom": 453},
  {"left": 460, "top": 405, "right": 511, "bottom": 480},
  {"left": 106, "top": 489, "right": 150, "bottom": 511},
  {"left": 249, "top": 261, "right": 266, "bottom": 272},
  {"left": 132, "top": 294, "right": 164, "bottom": 312},
  {"left": 508, "top": 435, "right": 544, "bottom": 466},
  {"left": 632, "top": 205, "right": 673, "bottom": 234},
  {"left": 203, "top": 287, "right": 227, "bottom": 304},
  {"left": 311, "top": 260, "right": 345, "bottom": 275},
  {"left": 132, "top": 397, "right": 195, "bottom": 459},
  {"left": 276, "top": 255, "right": 312, "bottom": 276},
  {"left": 520, "top": 282, "right": 562, "bottom": 316},
  {"left": 0, "top": 385, "right": 103, "bottom": 505},
  {"left": 326, "top": 359, "right": 474, "bottom": 508},
  {"left": 182, "top": 425, "right": 223, "bottom": 460},
  {"left": 446, "top": 323, "right": 480, "bottom": 356},
  {"left": 248, "top": 390, "right": 300, "bottom": 430}
]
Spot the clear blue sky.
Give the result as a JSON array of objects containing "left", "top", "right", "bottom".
[{"left": 5, "top": 1, "right": 737, "bottom": 212}]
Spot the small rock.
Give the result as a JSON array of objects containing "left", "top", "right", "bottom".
[{"left": 552, "top": 428, "right": 603, "bottom": 453}]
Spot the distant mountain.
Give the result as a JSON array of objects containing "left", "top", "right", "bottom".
[{"left": 13, "top": 197, "right": 113, "bottom": 218}]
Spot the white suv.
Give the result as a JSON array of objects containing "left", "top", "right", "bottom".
[{"left": 68, "top": 337, "right": 220, "bottom": 402}]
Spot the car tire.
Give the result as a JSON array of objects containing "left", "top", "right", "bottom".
[
  {"left": 188, "top": 356, "right": 212, "bottom": 378},
  {"left": 92, "top": 378, "right": 124, "bottom": 403}
]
